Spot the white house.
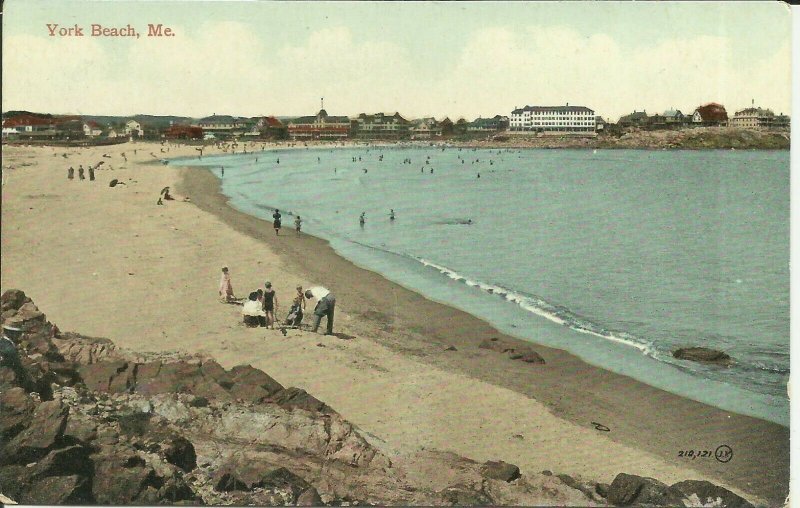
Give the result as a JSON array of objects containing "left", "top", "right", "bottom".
[
  {"left": 83, "top": 121, "right": 102, "bottom": 137},
  {"left": 124, "top": 120, "right": 144, "bottom": 137},
  {"left": 510, "top": 104, "right": 596, "bottom": 134}
]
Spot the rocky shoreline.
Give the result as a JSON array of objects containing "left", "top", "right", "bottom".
[{"left": 0, "top": 289, "right": 758, "bottom": 506}]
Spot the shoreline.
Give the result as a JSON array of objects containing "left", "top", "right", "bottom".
[
  {"left": 0, "top": 142, "right": 788, "bottom": 505},
  {"left": 176, "top": 160, "right": 788, "bottom": 505}
]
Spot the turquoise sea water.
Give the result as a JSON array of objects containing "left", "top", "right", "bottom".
[{"left": 178, "top": 146, "right": 789, "bottom": 425}]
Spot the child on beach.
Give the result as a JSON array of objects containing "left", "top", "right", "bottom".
[
  {"left": 219, "top": 267, "right": 237, "bottom": 303},
  {"left": 295, "top": 216, "right": 302, "bottom": 233},
  {"left": 285, "top": 285, "right": 306, "bottom": 327}
]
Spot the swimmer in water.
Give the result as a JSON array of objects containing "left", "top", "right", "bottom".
[{"left": 389, "top": 209, "right": 395, "bottom": 221}]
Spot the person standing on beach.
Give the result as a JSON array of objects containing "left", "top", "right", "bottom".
[
  {"left": 305, "top": 286, "right": 335, "bottom": 335},
  {"left": 219, "top": 267, "right": 236, "bottom": 303},
  {"left": 221, "top": 166, "right": 224, "bottom": 178},
  {"left": 78, "top": 165, "right": 85, "bottom": 181},
  {"left": 273, "top": 209, "right": 282, "bottom": 235},
  {"left": 68, "top": 166, "right": 74, "bottom": 180},
  {"left": 295, "top": 216, "right": 302, "bottom": 234},
  {"left": 88, "top": 165, "right": 95, "bottom": 181},
  {"left": 263, "top": 282, "right": 278, "bottom": 329}
]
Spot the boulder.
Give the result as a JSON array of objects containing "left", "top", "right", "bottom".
[
  {"left": 607, "top": 473, "right": 686, "bottom": 506},
  {"left": 5, "top": 302, "right": 47, "bottom": 331},
  {"left": 481, "top": 460, "right": 521, "bottom": 482},
  {"left": 164, "top": 435, "right": 197, "bottom": 472},
  {"left": 671, "top": 480, "right": 754, "bottom": 508},
  {"left": 92, "top": 450, "right": 158, "bottom": 504},
  {"left": 437, "top": 484, "right": 495, "bottom": 506},
  {"left": 55, "top": 333, "right": 121, "bottom": 365},
  {"left": 270, "top": 387, "right": 336, "bottom": 415},
  {"left": 297, "top": 487, "right": 324, "bottom": 506},
  {"left": 213, "top": 457, "right": 269, "bottom": 492},
  {"left": 0, "top": 387, "right": 35, "bottom": 440},
  {"left": 228, "top": 364, "right": 284, "bottom": 402},
  {"left": 32, "top": 444, "right": 93, "bottom": 479},
  {"left": 259, "top": 467, "right": 312, "bottom": 501},
  {"left": 672, "top": 347, "right": 733, "bottom": 366},
  {"left": 78, "top": 361, "right": 130, "bottom": 392},
  {"left": 509, "top": 348, "right": 546, "bottom": 364},
  {"left": 63, "top": 413, "right": 99, "bottom": 445},
  {"left": 135, "top": 361, "right": 203, "bottom": 396},
  {"left": 1, "top": 289, "right": 32, "bottom": 313},
  {"left": 18, "top": 474, "right": 92, "bottom": 504},
  {"left": 3, "top": 400, "right": 69, "bottom": 464}
]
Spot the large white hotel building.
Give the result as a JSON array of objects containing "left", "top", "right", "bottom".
[{"left": 509, "top": 104, "right": 596, "bottom": 134}]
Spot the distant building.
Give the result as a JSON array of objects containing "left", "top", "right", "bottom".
[
  {"left": 663, "top": 109, "right": 687, "bottom": 126},
  {"left": 164, "top": 124, "right": 204, "bottom": 140},
  {"left": 439, "top": 118, "right": 454, "bottom": 137},
  {"left": 617, "top": 111, "right": 649, "bottom": 129},
  {"left": 247, "top": 116, "right": 286, "bottom": 138},
  {"left": 197, "top": 115, "right": 247, "bottom": 139},
  {"left": 467, "top": 115, "right": 509, "bottom": 132},
  {"left": 107, "top": 127, "right": 118, "bottom": 138},
  {"left": 410, "top": 118, "right": 442, "bottom": 139},
  {"left": 692, "top": 103, "right": 728, "bottom": 126},
  {"left": 287, "top": 108, "right": 351, "bottom": 140},
  {"left": 595, "top": 116, "right": 606, "bottom": 131},
  {"left": 2, "top": 114, "right": 60, "bottom": 139},
  {"left": 124, "top": 119, "right": 144, "bottom": 138},
  {"left": 510, "top": 104, "right": 596, "bottom": 134},
  {"left": 353, "top": 112, "right": 410, "bottom": 140},
  {"left": 83, "top": 121, "right": 102, "bottom": 137},
  {"left": 729, "top": 106, "right": 788, "bottom": 130}
]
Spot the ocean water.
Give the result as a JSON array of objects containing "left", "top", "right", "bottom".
[{"left": 178, "top": 146, "right": 789, "bottom": 425}]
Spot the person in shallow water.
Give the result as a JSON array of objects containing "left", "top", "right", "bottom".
[{"left": 272, "top": 209, "right": 282, "bottom": 235}]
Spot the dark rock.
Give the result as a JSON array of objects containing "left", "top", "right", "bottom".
[
  {"left": 478, "top": 337, "right": 515, "bottom": 353},
  {"left": 3, "top": 400, "right": 68, "bottom": 464},
  {"left": 1, "top": 289, "right": 32, "bottom": 313},
  {"left": 200, "top": 359, "right": 232, "bottom": 385},
  {"left": 444, "top": 345, "right": 457, "bottom": 351},
  {"left": 437, "top": 484, "right": 494, "bottom": 506},
  {"left": 19, "top": 474, "right": 92, "bottom": 504},
  {"left": 595, "top": 482, "right": 610, "bottom": 498},
  {"left": 92, "top": 451, "right": 158, "bottom": 504},
  {"left": 188, "top": 395, "right": 209, "bottom": 408},
  {"left": 0, "top": 464, "right": 31, "bottom": 499},
  {"left": 672, "top": 347, "right": 733, "bottom": 366},
  {"left": 259, "top": 467, "right": 312, "bottom": 501},
  {"left": 164, "top": 435, "right": 197, "bottom": 472},
  {"left": 671, "top": 480, "right": 754, "bottom": 508},
  {"left": 608, "top": 473, "right": 686, "bottom": 506},
  {"left": 33, "top": 444, "right": 93, "bottom": 479},
  {"left": 228, "top": 364, "right": 284, "bottom": 401},
  {"left": 157, "top": 476, "right": 198, "bottom": 503},
  {"left": 297, "top": 486, "right": 324, "bottom": 506},
  {"left": 481, "top": 460, "right": 521, "bottom": 482},
  {"left": 214, "top": 471, "right": 251, "bottom": 492},
  {"left": 270, "top": 387, "right": 335, "bottom": 415},
  {"left": 136, "top": 361, "right": 202, "bottom": 396},
  {"left": 556, "top": 473, "right": 578, "bottom": 489},
  {"left": 118, "top": 412, "right": 152, "bottom": 436},
  {"left": 78, "top": 361, "right": 129, "bottom": 392},
  {"left": 0, "top": 387, "right": 35, "bottom": 440},
  {"left": 510, "top": 348, "right": 546, "bottom": 364},
  {"left": 5, "top": 302, "right": 47, "bottom": 331}
]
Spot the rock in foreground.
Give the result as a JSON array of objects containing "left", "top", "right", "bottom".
[{"left": 673, "top": 347, "right": 733, "bottom": 366}]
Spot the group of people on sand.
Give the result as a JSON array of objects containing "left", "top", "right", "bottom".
[
  {"left": 218, "top": 267, "right": 336, "bottom": 335},
  {"left": 270, "top": 209, "right": 303, "bottom": 235},
  {"left": 67, "top": 164, "right": 98, "bottom": 181}
]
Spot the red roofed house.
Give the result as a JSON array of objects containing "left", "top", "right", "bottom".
[
  {"left": 248, "top": 116, "right": 286, "bottom": 138},
  {"left": 164, "top": 124, "right": 204, "bottom": 140},
  {"left": 692, "top": 103, "right": 728, "bottom": 126},
  {"left": 2, "top": 114, "right": 59, "bottom": 139}
]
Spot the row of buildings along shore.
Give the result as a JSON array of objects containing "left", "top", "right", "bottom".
[{"left": 2, "top": 100, "right": 790, "bottom": 143}]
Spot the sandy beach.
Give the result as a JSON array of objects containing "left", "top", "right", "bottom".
[{"left": 0, "top": 142, "right": 788, "bottom": 505}]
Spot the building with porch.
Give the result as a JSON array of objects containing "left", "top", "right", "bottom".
[{"left": 510, "top": 104, "right": 596, "bottom": 134}]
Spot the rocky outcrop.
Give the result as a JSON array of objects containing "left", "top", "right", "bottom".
[
  {"left": 607, "top": 473, "right": 754, "bottom": 507},
  {"left": 673, "top": 347, "right": 734, "bottom": 366},
  {"left": 0, "top": 289, "right": 757, "bottom": 506}
]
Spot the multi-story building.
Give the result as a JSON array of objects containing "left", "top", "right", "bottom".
[
  {"left": 125, "top": 119, "right": 144, "bottom": 138},
  {"left": 197, "top": 115, "right": 248, "bottom": 139},
  {"left": 410, "top": 118, "right": 442, "bottom": 139},
  {"left": 353, "top": 112, "right": 410, "bottom": 140},
  {"left": 83, "top": 121, "right": 102, "bottom": 137},
  {"left": 287, "top": 108, "right": 351, "bottom": 140},
  {"left": 728, "top": 106, "right": 788, "bottom": 129},
  {"left": 510, "top": 104, "right": 596, "bottom": 134}
]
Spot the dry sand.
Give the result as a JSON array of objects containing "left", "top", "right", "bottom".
[{"left": 0, "top": 142, "right": 788, "bottom": 505}]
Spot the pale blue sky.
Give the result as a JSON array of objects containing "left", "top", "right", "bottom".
[{"left": 2, "top": 1, "right": 793, "bottom": 120}]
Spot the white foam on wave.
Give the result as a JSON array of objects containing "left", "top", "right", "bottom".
[{"left": 414, "top": 257, "right": 654, "bottom": 355}]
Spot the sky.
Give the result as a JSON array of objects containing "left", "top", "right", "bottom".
[{"left": 1, "top": 1, "right": 793, "bottom": 121}]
